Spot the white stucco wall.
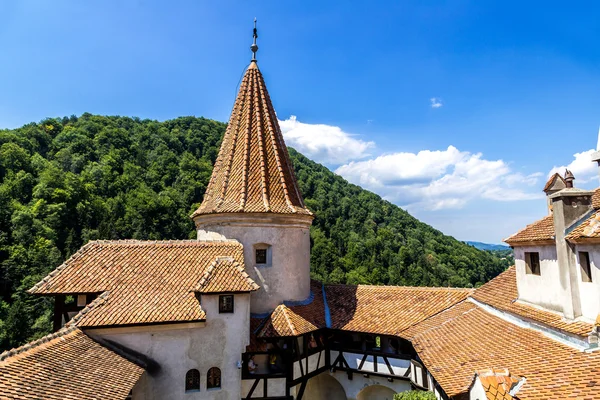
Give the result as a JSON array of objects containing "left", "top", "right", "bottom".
[
  {"left": 195, "top": 214, "right": 312, "bottom": 313},
  {"left": 241, "top": 378, "right": 287, "bottom": 398},
  {"left": 329, "top": 371, "right": 411, "bottom": 400},
  {"left": 514, "top": 245, "right": 564, "bottom": 312},
  {"left": 469, "top": 379, "right": 487, "bottom": 400},
  {"left": 574, "top": 244, "right": 600, "bottom": 320},
  {"left": 88, "top": 293, "right": 251, "bottom": 400}
]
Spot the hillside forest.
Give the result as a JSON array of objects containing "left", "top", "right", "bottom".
[{"left": 0, "top": 114, "right": 510, "bottom": 351}]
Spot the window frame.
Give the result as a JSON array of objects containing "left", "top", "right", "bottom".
[
  {"left": 255, "top": 248, "right": 267, "bottom": 265},
  {"left": 218, "top": 294, "right": 234, "bottom": 314},
  {"left": 525, "top": 252, "right": 541, "bottom": 275},
  {"left": 185, "top": 369, "right": 200, "bottom": 392},
  {"left": 253, "top": 243, "right": 272, "bottom": 267},
  {"left": 579, "top": 251, "right": 593, "bottom": 283},
  {"left": 207, "top": 367, "right": 221, "bottom": 390}
]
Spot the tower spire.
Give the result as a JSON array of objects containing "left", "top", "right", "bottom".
[{"left": 251, "top": 18, "right": 258, "bottom": 62}]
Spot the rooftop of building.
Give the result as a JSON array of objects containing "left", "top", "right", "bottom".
[
  {"left": 28, "top": 240, "right": 251, "bottom": 327},
  {"left": 505, "top": 187, "right": 600, "bottom": 245},
  {"left": 0, "top": 327, "right": 144, "bottom": 400},
  {"left": 191, "top": 61, "right": 312, "bottom": 219}
]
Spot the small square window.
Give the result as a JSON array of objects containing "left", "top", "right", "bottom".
[
  {"left": 219, "top": 295, "right": 234, "bottom": 313},
  {"left": 256, "top": 249, "right": 267, "bottom": 264},
  {"left": 525, "top": 252, "right": 540, "bottom": 275},
  {"left": 580, "top": 251, "right": 592, "bottom": 282}
]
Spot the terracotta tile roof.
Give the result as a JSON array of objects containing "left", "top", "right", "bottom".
[
  {"left": 566, "top": 209, "right": 600, "bottom": 241},
  {"left": 408, "top": 301, "right": 600, "bottom": 399},
  {"left": 258, "top": 280, "right": 326, "bottom": 337},
  {"left": 506, "top": 188, "right": 600, "bottom": 245},
  {"left": 248, "top": 317, "right": 268, "bottom": 352},
  {"left": 593, "top": 187, "right": 600, "bottom": 209},
  {"left": 326, "top": 284, "right": 473, "bottom": 336},
  {"left": 471, "top": 266, "right": 593, "bottom": 337},
  {"left": 195, "top": 257, "right": 259, "bottom": 293},
  {"left": 504, "top": 215, "right": 555, "bottom": 245},
  {"left": 257, "top": 283, "right": 471, "bottom": 339},
  {"left": 543, "top": 173, "right": 566, "bottom": 192},
  {"left": 473, "top": 369, "right": 522, "bottom": 400},
  {"left": 29, "top": 240, "right": 244, "bottom": 327},
  {"left": 0, "top": 327, "right": 143, "bottom": 399},
  {"left": 192, "top": 62, "right": 311, "bottom": 218}
]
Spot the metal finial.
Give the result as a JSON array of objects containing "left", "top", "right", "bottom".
[{"left": 251, "top": 18, "right": 258, "bottom": 61}]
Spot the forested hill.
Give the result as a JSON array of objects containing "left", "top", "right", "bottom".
[{"left": 0, "top": 114, "right": 507, "bottom": 350}]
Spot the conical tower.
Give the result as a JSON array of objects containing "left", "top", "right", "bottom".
[{"left": 192, "top": 21, "right": 313, "bottom": 313}]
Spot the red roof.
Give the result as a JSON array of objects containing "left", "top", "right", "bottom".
[
  {"left": 0, "top": 327, "right": 143, "bottom": 400},
  {"left": 192, "top": 62, "right": 311, "bottom": 218},
  {"left": 29, "top": 240, "right": 244, "bottom": 327}
]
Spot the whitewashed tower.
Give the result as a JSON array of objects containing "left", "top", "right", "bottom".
[{"left": 191, "top": 20, "right": 313, "bottom": 313}]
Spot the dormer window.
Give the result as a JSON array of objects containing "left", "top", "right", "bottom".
[
  {"left": 525, "top": 252, "right": 540, "bottom": 275},
  {"left": 254, "top": 243, "right": 272, "bottom": 267}
]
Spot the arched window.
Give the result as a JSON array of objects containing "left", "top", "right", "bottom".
[
  {"left": 185, "top": 369, "right": 200, "bottom": 392},
  {"left": 207, "top": 367, "right": 221, "bottom": 389}
]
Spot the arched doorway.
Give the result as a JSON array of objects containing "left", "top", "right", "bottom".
[
  {"left": 301, "top": 373, "right": 347, "bottom": 400},
  {"left": 356, "top": 384, "right": 396, "bottom": 400}
]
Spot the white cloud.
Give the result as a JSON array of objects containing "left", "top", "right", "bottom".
[
  {"left": 278, "top": 116, "right": 375, "bottom": 165},
  {"left": 430, "top": 97, "right": 443, "bottom": 109},
  {"left": 336, "top": 146, "right": 542, "bottom": 211},
  {"left": 549, "top": 149, "right": 598, "bottom": 185}
]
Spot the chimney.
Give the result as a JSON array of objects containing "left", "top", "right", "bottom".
[
  {"left": 549, "top": 171, "right": 593, "bottom": 319},
  {"left": 564, "top": 169, "right": 575, "bottom": 188},
  {"left": 543, "top": 173, "right": 566, "bottom": 214}
]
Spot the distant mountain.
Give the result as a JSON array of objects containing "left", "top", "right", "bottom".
[{"left": 465, "top": 241, "right": 510, "bottom": 251}]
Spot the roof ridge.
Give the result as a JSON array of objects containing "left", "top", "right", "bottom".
[
  {"left": 0, "top": 325, "right": 80, "bottom": 362},
  {"left": 28, "top": 241, "right": 98, "bottom": 294},
  {"left": 405, "top": 300, "right": 479, "bottom": 339},
  {"left": 326, "top": 282, "right": 474, "bottom": 291},
  {"left": 253, "top": 69, "right": 271, "bottom": 212},
  {"left": 194, "top": 257, "right": 259, "bottom": 293},
  {"left": 279, "top": 305, "right": 298, "bottom": 336}
]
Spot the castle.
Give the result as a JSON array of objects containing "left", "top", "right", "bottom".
[{"left": 2, "top": 23, "right": 600, "bottom": 400}]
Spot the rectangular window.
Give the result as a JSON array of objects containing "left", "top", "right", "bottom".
[
  {"left": 219, "top": 295, "right": 234, "bottom": 313},
  {"left": 256, "top": 249, "right": 267, "bottom": 264},
  {"left": 580, "top": 251, "right": 592, "bottom": 282},
  {"left": 525, "top": 252, "right": 540, "bottom": 275}
]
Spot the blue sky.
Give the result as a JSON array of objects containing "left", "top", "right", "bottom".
[{"left": 1, "top": 1, "right": 599, "bottom": 243}]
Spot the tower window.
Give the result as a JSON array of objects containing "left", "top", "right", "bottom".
[
  {"left": 580, "top": 251, "right": 592, "bottom": 282},
  {"left": 256, "top": 249, "right": 267, "bottom": 264},
  {"left": 525, "top": 252, "right": 540, "bottom": 275},
  {"left": 185, "top": 369, "right": 200, "bottom": 392},
  {"left": 219, "top": 295, "right": 234, "bottom": 313},
  {"left": 207, "top": 367, "right": 221, "bottom": 389},
  {"left": 253, "top": 243, "right": 272, "bottom": 266}
]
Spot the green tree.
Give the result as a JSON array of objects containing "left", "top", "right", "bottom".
[
  {"left": 0, "top": 114, "right": 508, "bottom": 351},
  {"left": 394, "top": 390, "right": 437, "bottom": 400}
]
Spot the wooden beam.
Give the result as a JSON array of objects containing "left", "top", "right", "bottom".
[
  {"left": 246, "top": 378, "right": 260, "bottom": 399},
  {"left": 358, "top": 353, "right": 368, "bottom": 370},
  {"left": 296, "top": 380, "right": 308, "bottom": 400},
  {"left": 383, "top": 356, "right": 395, "bottom": 375}
]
